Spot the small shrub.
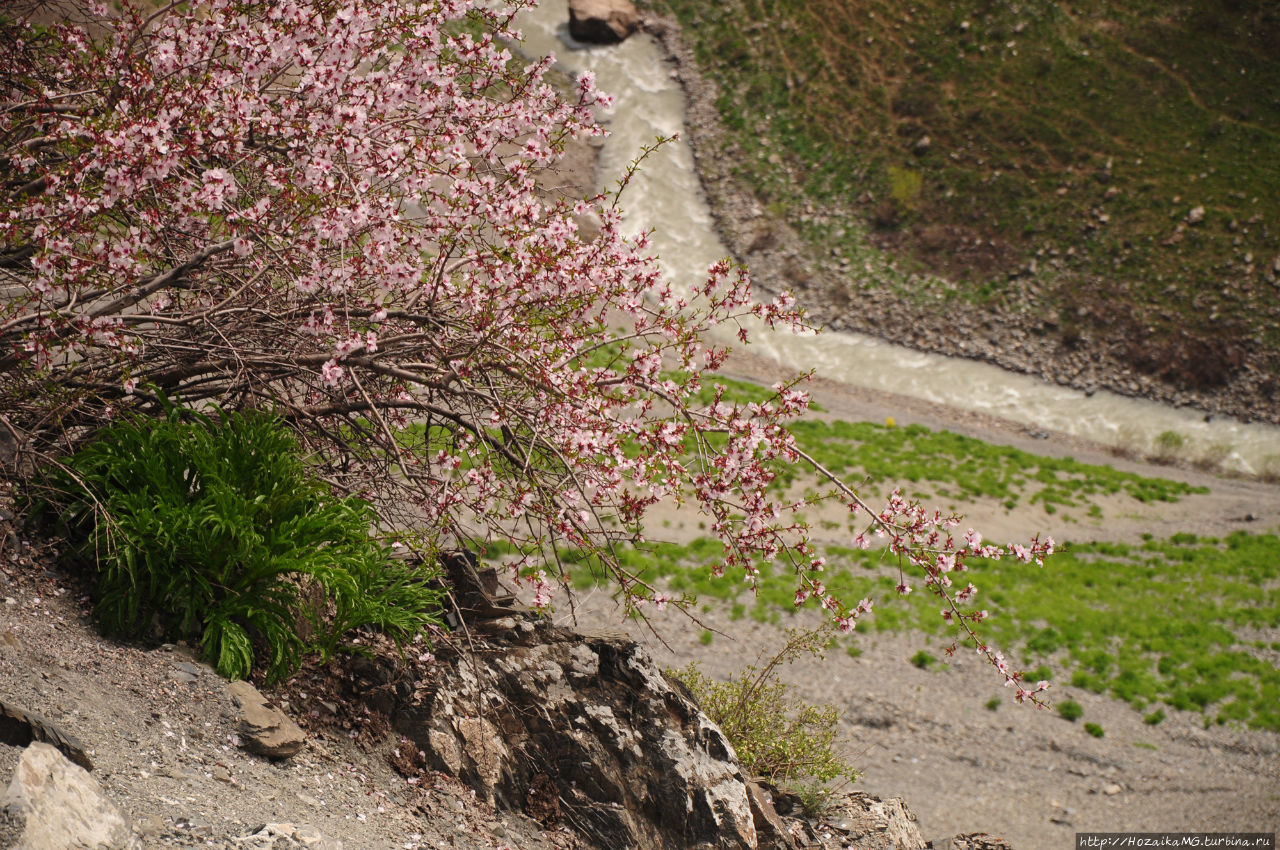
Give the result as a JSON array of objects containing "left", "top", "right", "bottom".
[
  {"left": 1026, "top": 664, "right": 1053, "bottom": 682},
  {"left": 985, "top": 697, "right": 1002, "bottom": 711},
  {"left": 29, "top": 407, "right": 442, "bottom": 683},
  {"left": 910, "top": 650, "right": 935, "bottom": 669},
  {"left": 1151, "top": 430, "right": 1185, "bottom": 464},
  {"left": 792, "top": 778, "right": 840, "bottom": 817},
  {"left": 1057, "top": 699, "right": 1084, "bottom": 722},
  {"left": 1084, "top": 722, "right": 1105, "bottom": 738},
  {"left": 1144, "top": 708, "right": 1166, "bottom": 726},
  {"left": 668, "top": 627, "right": 858, "bottom": 790},
  {"left": 700, "top": 630, "right": 715, "bottom": 646}
]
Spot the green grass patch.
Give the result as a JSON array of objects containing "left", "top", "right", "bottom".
[
  {"left": 781, "top": 420, "right": 1206, "bottom": 513},
  {"left": 910, "top": 649, "right": 936, "bottom": 669}
]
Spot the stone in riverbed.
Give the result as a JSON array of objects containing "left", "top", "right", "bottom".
[{"left": 568, "top": 0, "right": 641, "bottom": 44}]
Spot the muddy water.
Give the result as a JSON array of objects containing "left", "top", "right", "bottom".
[{"left": 517, "top": 1, "right": 1280, "bottom": 472}]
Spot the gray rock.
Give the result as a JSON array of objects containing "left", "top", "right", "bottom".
[
  {"left": 227, "top": 681, "right": 306, "bottom": 759},
  {"left": 395, "top": 625, "right": 759, "bottom": 849},
  {"left": 746, "top": 781, "right": 796, "bottom": 848},
  {"left": 811, "top": 792, "right": 926, "bottom": 850},
  {"left": 2, "top": 742, "right": 140, "bottom": 850},
  {"left": 568, "top": 0, "right": 641, "bottom": 44}
]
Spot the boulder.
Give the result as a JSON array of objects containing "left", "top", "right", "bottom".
[
  {"left": 394, "top": 623, "right": 761, "bottom": 849},
  {"left": 746, "top": 781, "right": 796, "bottom": 848},
  {"left": 568, "top": 0, "right": 641, "bottom": 44},
  {"left": 227, "top": 680, "right": 307, "bottom": 759},
  {"left": 2, "top": 742, "right": 140, "bottom": 850}
]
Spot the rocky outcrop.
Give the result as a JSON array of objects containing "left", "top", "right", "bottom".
[
  {"left": 568, "top": 0, "right": 641, "bottom": 44},
  {"left": 2, "top": 742, "right": 140, "bottom": 850},
  {"left": 395, "top": 621, "right": 760, "bottom": 849},
  {"left": 228, "top": 680, "right": 307, "bottom": 759},
  {"left": 385, "top": 620, "right": 945, "bottom": 850}
]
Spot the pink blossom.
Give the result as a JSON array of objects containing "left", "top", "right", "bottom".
[{"left": 320, "top": 359, "right": 345, "bottom": 386}]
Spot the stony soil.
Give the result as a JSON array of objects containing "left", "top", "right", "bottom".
[
  {"left": 0, "top": 522, "right": 582, "bottom": 850},
  {"left": 568, "top": 599, "right": 1280, "bottom": 849}
]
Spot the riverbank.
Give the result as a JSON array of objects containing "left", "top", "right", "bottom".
[{"left": 638, "top": 13, "right": 1280, "bottom": 427}]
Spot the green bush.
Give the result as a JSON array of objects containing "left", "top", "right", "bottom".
[
  {"left": 668, "top": 628, "right": 858, "bottom": 789},
  {"left": 30, "top": 407, "right": 441, "bottom": 683},
  {"left": 1084, "top": 722, "right": 1105, "bottom": 738},
  {"left": 1057, "top": 699, "right": 1084, "bottom": 722},
  {"left": 1152, "top": 430, "right": 1185, "bottom": 464},
  {"left": 910, "top": 650, "right": 936, "bottom": 669}
]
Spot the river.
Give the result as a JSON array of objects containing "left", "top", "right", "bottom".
[{"left": 516, "top": 1, "right": 1280, "bottom": 473}]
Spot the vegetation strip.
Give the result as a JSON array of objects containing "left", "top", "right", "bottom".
[{"left": 553, "top": 529, "right": 1279, "bottom": 731}]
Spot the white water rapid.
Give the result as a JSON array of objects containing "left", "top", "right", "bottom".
[{"left": 517, "top": 1, "right": 1280, "bottom": 472}]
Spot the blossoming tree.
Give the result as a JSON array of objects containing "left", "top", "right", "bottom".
[{"left": 0, "top": 0, "right": 1051, "bottom": 698}]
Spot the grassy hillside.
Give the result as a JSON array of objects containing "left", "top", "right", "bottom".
[{"left": 647, "top": 0, "right": 1280, "bottom": 393}]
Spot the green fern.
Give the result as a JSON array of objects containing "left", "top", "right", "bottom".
[{"left": 29, "top": 406, "right": 441, "bottom": 683}]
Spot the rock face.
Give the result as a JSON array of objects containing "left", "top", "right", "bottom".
[
  {"left": 395, "top": 623, "right": 760, "bottom": 849},
  {"left": 568, "top": 0, "right": 641, "bottom": 44},
  {"left": 2, "top": 742, "right": 140, "bottom": 850},
  {"left": 228, "top": 680, "right": 307, "bottom": 759}
]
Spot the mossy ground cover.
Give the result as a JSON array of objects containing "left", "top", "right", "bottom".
[{"left": 646, "top": 0, "right": 1280, "bottom": 386}]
